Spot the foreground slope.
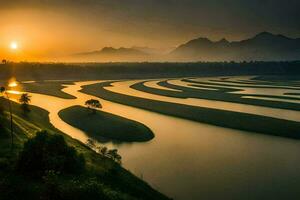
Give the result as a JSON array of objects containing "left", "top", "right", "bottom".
[{"left": 0, "top": 97, "right": 170, "bottom": 200}]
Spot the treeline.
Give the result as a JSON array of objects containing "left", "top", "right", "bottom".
[{"left": 0, "top": 61, "right": 300, "bottom": 81}]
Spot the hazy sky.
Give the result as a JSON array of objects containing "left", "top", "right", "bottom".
[{"left": 1, "top": 0, "right": 300, "bottom": 61}]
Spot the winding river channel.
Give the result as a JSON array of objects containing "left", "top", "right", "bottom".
[{"left": 12, "top": 79, "right": 300, "bottom": 200}]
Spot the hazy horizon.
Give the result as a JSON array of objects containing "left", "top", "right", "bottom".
[{"left": 1, "top": 0, "right": 300, "bottom": 61}]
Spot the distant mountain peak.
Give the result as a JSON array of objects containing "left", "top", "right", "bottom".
[
  {"left": 217, "top": 38, "right": 229, "bottom": 44},
  {"left": 72, "top": 31, "right": 300, "bottom": 62},
  {"left": 193, "top": 37, "right": 212, "bottom": 43},
  {"left": 170, "top": 32, "right": 300, "bottom": 61},
  {"left": 252, "top": 31, "right": 294, "bottom": 41},
  {"left": 255, "top": 31, "right": 274, "bottom": 37},
  {"left": 182, "top": 37, "right": 213, "bottom": 48},
  {"left": 101, "top": 47, "right": 116, "bottom": 52},
  {"left": 72, "top": 46, "right": 148, "bottom": 62}
]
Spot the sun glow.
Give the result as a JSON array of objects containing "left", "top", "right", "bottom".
[{"left": 10, "top": 41, "right": 18, "bottom": 50}]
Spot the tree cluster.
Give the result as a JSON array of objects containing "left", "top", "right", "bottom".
[
  {"left": 86, "top": 139, "right": 122, "bottom": 164},
  {"left": 17, "top": 130, "right": 85, "bottom": 176}
]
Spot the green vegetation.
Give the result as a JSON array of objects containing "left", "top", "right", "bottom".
[
  {"left": 85, "top": 99, "right": 102, "bottom": 114},
  {"left": 0, "top": 87, "right": 14, "bottom": 152},
  {"left": 59, "top": 106, "right": 154, "bottom": 142},
  {"left": 86, "top": 139, "right": 122, "bottom": 164},
  {"left": 81, "top": 81, "right": 300, "bottom": 139},
  {"left": 17, "top": 130, "right": 85, "bottom": 176},
  {"left": 0, "top": 97, "right": 170, "bottom": 200},
  {"left": 19, "top": 93, "right": 31, "bottom": 114},
  {"left": 22, "top": 81, "right": 76, "bottom": 99}
]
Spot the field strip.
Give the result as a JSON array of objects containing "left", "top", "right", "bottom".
[
  {"left": 190, "top": 76, "right": 255, "bottom": 83},
  {"left": 206, "top": 76, "right": 300, "bottom": 86},
  {"left": 242, "top": 96, "right": 300, "bottom": 104},
  {"left": 187, "top": 75, "right": 300, "bottom": 87},
  {"left": 229, "top": 88, "right": 300, "bottom": 99},
  {"left": 144, "top": 80, "right": 182, "bottom": 92},
  {"left": 208, "top": 80, "right": 300, "bottom": 89},
  {"left": 174, "top": 79, "right": 300, "bottom": 100},
  {"left": 167, "top": 79, "right": 218, "bottom": 90},
  {"left": 185, "top": 77, "right": 300, "bottom": 90},
  {"left": 106, "top": 80, "right": 300, "bottom": 122}
]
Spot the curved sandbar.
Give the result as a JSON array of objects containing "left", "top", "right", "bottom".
[
  {"left": 21, "top": 81, "right": 76, "bottom": 99},
  {"left": 81, "top": 81, "right": 300, "bottom": 139},
  {"left": 59, "top": 105, "right": 154, "bottom": 142},
  {"left": 154, "top": 80, "right": 300, "bottom": 111}
]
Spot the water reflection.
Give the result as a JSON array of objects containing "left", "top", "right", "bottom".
[
  {"left": 107, "top": 80, "right": 300, "bottom": 122},
  {"left": 8, "top": 77, "right": 300, "bottom": 200}
]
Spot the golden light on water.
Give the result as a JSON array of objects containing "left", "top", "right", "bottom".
[
  {"left": 8, "top": 81, "right": 18, "bottom": 88},
  {"left": 5, "top": 79, "right": 23, "bottom": 101},
  {"left": 6, "top": 90, "right": 23, "bottom": 95}
]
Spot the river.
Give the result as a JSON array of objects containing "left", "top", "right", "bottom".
[{"left": 11, "top": 78, "right": 300, "bottom": 200}]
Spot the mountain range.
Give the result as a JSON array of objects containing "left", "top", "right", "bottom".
[
  {"left": 73, "top": 47, "right": 148, "bottom": 62},
  {"left": 71, "top": 32, "right": 300, "bottom": 62}
]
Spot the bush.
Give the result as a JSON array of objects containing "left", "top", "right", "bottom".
[
  {"left": 17, "top": 130, "right": 85, "bottom": 176},
  {"left": 59, "top": 178, "right": 108, "bottom": 200}
]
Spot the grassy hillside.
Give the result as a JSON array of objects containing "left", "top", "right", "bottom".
[
  {"left": 59, "top": 106, "right": 154, "bottom": 142},
  {"left": 0, "top": 97, "right": 170, "bottom": 200}
]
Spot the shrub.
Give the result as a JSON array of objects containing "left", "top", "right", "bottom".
[
  {"left": 85, "top": 138, "right": 122, "bottom": 164},
  {"left": 107, "top": 149, "right": 122, "bottom": 164},
  {"left": 17, "top": 130, "right": 85, "bottom": 176},
  {"left": 59, "top": 178, "right": 108, "bottom": 200}
]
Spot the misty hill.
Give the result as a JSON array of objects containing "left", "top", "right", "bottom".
[
  {"left": 132, "top": 46, "right": 172, "bottom": 55},
  {"left": 74, "top": 47, "right": 149, "bottom": 62},
  {"left": 170, "top": 32, "right": 300, "bottom": 61}
]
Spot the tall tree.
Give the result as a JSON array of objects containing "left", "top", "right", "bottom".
[{"left": 19, "top": 93, "right": 31, "bottom": 114}]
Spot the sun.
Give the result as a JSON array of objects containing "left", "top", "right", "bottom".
[{"left": 10, "top": 41, "right": 18, "bottom": 50}]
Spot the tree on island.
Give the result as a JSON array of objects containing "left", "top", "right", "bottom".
[
  {"left": 85, "top": 99, "right": 102, "bottom": 114},
  {"left": 1, "top": 59, "right": 7, "bottom": 64},
  {"left": 19, "top": 93, "right": 31, "bottom": 114}
]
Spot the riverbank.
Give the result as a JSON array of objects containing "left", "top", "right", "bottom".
[{"left": 0, "top": 97, "right": 170, "bottom": 200}]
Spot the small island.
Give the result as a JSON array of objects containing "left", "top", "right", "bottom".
[{"left": 59, "top": 105, "right": 154, "bottom": 142}]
